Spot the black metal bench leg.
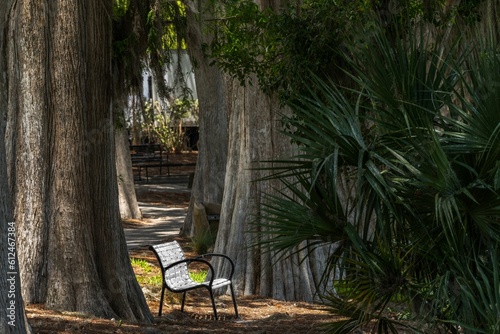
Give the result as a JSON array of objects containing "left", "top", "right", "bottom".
[
  {"left": 181, "top": 291, "right": 187, "bottom": 312},
  {"left": 208, "top": 289, "right": 218, "bottom": 320},
  {"left": 229, "top": 284, "right": 239, "bottom": 318},
  {"left": 159, "top": 286, "right": 166, "bottom": 316}
]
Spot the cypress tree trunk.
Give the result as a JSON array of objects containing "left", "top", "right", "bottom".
[
  {"left": 185, "top": 0, "right": 331, "bottom": 301},
  {"left": 116, "top": 106, "right": 142, "bottom": 220},
  {"left": 0, "top": 1, "right": 33, "bottom": 332},
  {"left": 214, "top": 76, "right": 330, "bottom": 301},
  {"left": 6, "top": 0, "right": 152, "bottom": 321},
  {"left": 183, "top": 4, "right": 229, "bottom": 236},
  {"left": 0, "top": 124, "right": 32, "bottom": 333}
]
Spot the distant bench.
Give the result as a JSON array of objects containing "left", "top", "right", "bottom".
[
  {"left": 130, "top": 144, "right": 163, "bottom": 181},
  {"left": 130, "top": 144, "right": 196, "bottom": 181}
]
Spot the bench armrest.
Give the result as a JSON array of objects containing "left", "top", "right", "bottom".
[{"left": 195, "top": 253, "right": 235, "bottom": 279}]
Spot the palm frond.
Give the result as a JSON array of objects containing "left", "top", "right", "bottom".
[{"left": 253, "top": 8, "right": 500, "bottom": 333}]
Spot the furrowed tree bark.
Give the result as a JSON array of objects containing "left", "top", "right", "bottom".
[
  {"left": 5, "top": 0, "right": 51, "bottom": 304},
  {"left": 116, "top": 106, "right": 142, "bottom": 220},
  {"left": 116, "top": 128, "right": 142, "bottom": 220},
  {"left": 183, "top": 2, "right": 229, "bottom": 236},
  {"left": 214, "top": 76, "right": 331, "bottom": 301},
  {"left": 185, "top": 0, "right": 332, "bottom": 301},
  {"left": 6, "top": 0, "right": 152, "bottom": 321},
  {"left": 0, "top": 113, "right": 32, "bottom": 334},
  {"left": 0, "top": 1, "right": 32, "bottom": 332}
]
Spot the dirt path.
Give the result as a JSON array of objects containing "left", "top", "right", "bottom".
[{"left": 124, "top": 202, "right": 186, "bottom": 249}]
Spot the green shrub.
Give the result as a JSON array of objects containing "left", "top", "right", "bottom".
[{"left": 256, "top": 17, "right": 500, "bottom": 334}]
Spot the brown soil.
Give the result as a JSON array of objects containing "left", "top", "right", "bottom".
[{"left": 27, "top": 152, "right": 337, "bottom": 333}]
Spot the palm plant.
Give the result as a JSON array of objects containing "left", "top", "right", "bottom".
[{"left": 256, "top": 16, "right": 500, "bottom": 334}]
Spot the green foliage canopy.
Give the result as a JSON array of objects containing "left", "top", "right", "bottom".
[
  {"left": 112, "top": 0, "right": 191, "bottom": 101},
  {"left": 207, "top": 0, "right": 486, "bottom": 102}
]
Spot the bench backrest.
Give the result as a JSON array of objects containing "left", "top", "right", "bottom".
[
  {"left": 130, "top": 144, "right": 162, "bottom": 155},
  {"left": 150, "top": 241, "right": 190, "bottom": 287}
]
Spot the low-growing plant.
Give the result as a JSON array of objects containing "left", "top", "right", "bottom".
[
  {"left": 191, "top": 226, "right": 216, "bottom": 255},
  {"left": 132, "top": 257, "right": 207, "bottom": 287},
  {"left": 130, "top": 258, "right": 163, "bottom": 286},
  {"left": 130, "top": 258, "right": 153, "bottom": 273},
  {"left": 189, "top": 270, "right": 208, "bottom": 283}
]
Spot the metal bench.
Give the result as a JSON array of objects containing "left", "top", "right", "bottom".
[
  {"left": 130, "top": 144, "right": 196, "bottom": 181},
  {"left": 130, "top": 144, "right": 164, "bottom": 181},
  {"left": 149, "top": 241, "right": 238, "bottom": 320}
]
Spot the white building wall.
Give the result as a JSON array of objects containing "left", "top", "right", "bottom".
[{"left": 142, "top": 50, "right": 197, "bottom": 102}]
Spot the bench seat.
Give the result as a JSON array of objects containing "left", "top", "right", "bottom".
[{"left": 149, "top": 241, "right": 239, "bottom": 320}]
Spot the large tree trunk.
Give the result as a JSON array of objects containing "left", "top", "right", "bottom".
[
  {"left": 0, "top": 2, "right": 32, "bottom": 332},
  {"left": 5, "top": 0, "right": 51, "bottom": 305},
  {"left": 185, "top": 0, "right": 331, "bottom": 301},
  {"left": 183, "top": 3, "right": 229, "bottom": 236},
  {"left": 0, "top": 121, "right": 32, "bottom": 334},
  {"left": 214, "top": 77, "right": 330, "bottom": 301},
  {"left": 6, "top": 0, "right": 152, "bottom": 321},
  {"left": 116, "top": 110, "right": 142, "bottom": 220}
]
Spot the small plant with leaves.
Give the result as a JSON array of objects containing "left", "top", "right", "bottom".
[
  {"left": 143, "top": 98, "right": 198, "bottom": 152},
  {"left": 189, "top": 270, "right": 208, "bottom": 283},
  {"left": 191, "top": 226, "right": 216, "bottom": 255}
]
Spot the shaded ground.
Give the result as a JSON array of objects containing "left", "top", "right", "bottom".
[
  {"left": 27, "top": 152, "right": 337, "bottom": 333},
  {"left": 28, "top": 239, "right": 334, "bottom": 333},
  {"left": 28, "top": 238, "right": 333, "bottom": 333}
]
